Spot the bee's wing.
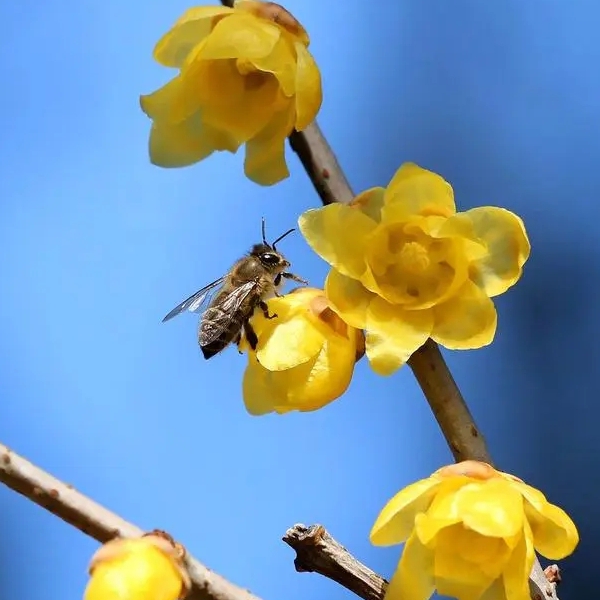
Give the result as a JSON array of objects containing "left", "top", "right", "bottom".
[
  {"left": 162, "top": 277, "right": 225, "bottom": 323},
  {"left": 198, "top": 280, "right": 258, "bottom": 346}
]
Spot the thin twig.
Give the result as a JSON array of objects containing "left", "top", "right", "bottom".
[
  {"left": 283, "top": 524, "right": 558, "bottom": 600},
  {"left": 0, "top": 443, "right": 263, "bottom": 600}
]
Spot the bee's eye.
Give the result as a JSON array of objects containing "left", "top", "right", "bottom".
[{"left": 261, "top": 252, "right": 281, "bottom": 265}]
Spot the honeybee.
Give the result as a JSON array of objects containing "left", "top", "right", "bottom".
[{"left": 162, "top": 219, "right": 308, "bottom": 359}]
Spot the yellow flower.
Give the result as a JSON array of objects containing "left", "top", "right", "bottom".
[
  {"left": 84, "top": 532, "right": 191, "bottom": 600},
  {"left": 240, "top": 287, "right": 364, "bottom": 414},
  {"left": 370, "top": 461, "right": 579, "bottom": 600},
  {"left": 140, "top": 1, "right": 322, "bottom": 186},
  {"left": 298, "top": 163, "right": 530, "bottom": 375}
]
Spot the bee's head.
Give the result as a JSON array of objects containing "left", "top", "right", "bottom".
[
  {"left": 251, "top": 218, "right": 295, "bottom": 273},
  {"left": 250, "top": 243, "right": 290, "bottom": 272}
]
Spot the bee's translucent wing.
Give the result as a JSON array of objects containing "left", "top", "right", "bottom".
[
  {"left": 162, "top": 277, "right": 225, "bottom": 323},
  {"left": 198, "top": 280, "right": 258, "bottom": 346}
]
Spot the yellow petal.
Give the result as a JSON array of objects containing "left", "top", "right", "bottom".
[
  {"left": 325, "top": 269, "right": 372, "bottom": 329},
  {"left": 298, "top": 204, "right": 378, "bottom": 279},
  {"left": 382, "top": 163, "right": 456, "bottom": 221},
  {"left": 243, "top": 336, "right": 354, "bottom": 415},
  {"left": 502, "top": 521, "right": 535, "bottom": 600},
  {"left": 365, "top": 296, "right": 433, "bottom": 375},
  {"left": 511, "top": 481, "right": 579, "bottom": 559},
  {"left": 370, "top": 477, "right": 442, "bottom": 546},
  {"left": 147, "top": 114, "right": 239, "bottom": 168},
  {"left": 84, "top": 542, "right": 183, "bottom": 600},
  {"left": 255, "top": 315, "right": 325, "bottom": 371},
  {"left": 350, "top": 187, "right": 386, "bottom": 223},
  {"left": 454, "top": 479, "right": 524, "bottom": 538},
  {"left": 140, "top": 77, "right": 184, "bottom": 122},
  {"left": 431, "top": 524, "right": 498, "bottom": 598},
  {"left": 242, "top": 355, "right": 281, "bottom": 415},
  {"left": 153, "top": 6, "right": 234, "bottom": 68},
  {"left": 294, "top": 41, "right": 322, "bottom": 130},
  {"left": 249, "top": 36, "right": 296, "bottom": 96},
  {"left": 198, "top": 13, "right": 281, "bottom": 60},
  {"left": 385, "top": 532, "right": 435, "bottom": 600},
  {"left": 462, "top": 207, "right": 531, "bottom": 297},
  {"left": 181, "top": 58, "right": 281, "bottom": 143},
  {"left": 431, "top": 279, "right": 497, "bottom": 350},
  {"left": 244, "top": 102, "right": 295, "bottom": 185}
]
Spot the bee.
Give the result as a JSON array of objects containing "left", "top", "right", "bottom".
[{"left": 162, "top": 219, "right": 308, "bottom": 359}]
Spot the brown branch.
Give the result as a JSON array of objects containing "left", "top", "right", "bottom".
[
  {"left": 407, "top": 339, "right": 490, "bottom": 463},
  {"left": 0, "top": 442, "right": 263, "bottom": 600},
  {"left": 283, "top": 524, "right": 558, "bottom": 600}
]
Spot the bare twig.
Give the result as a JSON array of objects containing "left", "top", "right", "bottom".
[
  {"left": 0, "top": 443, "right": 263, "bottom": 600},
  {"left": 283, "top": 524, "right": 558, "bottom": 600},
  {"left": 283, "top": 524, "right": 387, "bottom": 600}
]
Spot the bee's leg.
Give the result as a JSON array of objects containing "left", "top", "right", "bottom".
[
  {"left": 259, "top": 300, "right": 278, "bottom": 319},
  {"left": 282, "top": 272, "right": 309, "bottom": 285},
  {"left": 243, "top": 320, "right": 259, "bottom": 350},
  {"left": 273, "top": 273, "right": 283, "bottom": 297},
  {"left": 234, "top": 331, "right": 243, "bottom": 354}
]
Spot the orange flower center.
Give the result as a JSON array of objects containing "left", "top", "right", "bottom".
[{"left": 398, "top": 241, "right": 430, "bottom": 274}]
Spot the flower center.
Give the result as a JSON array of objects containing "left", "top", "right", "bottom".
[
  {"left": 398, "top": 241, "right": 430, "bottom": 274},
  {"left": 235, "top": 59, "right": 268, "bottom": 90}
]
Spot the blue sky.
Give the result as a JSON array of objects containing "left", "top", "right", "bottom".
[{"left": 1, "top": 1, "right": 600, "bottom": 598}]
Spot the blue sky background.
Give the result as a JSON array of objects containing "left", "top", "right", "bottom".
[{"left": 1, "top": 0, "right": 599, "bottom": 598}]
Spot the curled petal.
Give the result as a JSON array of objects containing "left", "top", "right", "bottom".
[
  {"left": 140, "top": 77, "right": 184, "bottom": 122},
  {"left": 387, "top": 531, "right": 435, "bottom": 600},
  {"left": 153, "top": 6, "right": 234, "bottom": 67},
  {"left": 299, "top": 204, "right": 377, "bottom": 279},
  {"left": 350, "top": 187, "right": 386, "bottom": 223},
  {"left": 431, "top": 279, "right": 497, "bottom": 350},
  {"left": 512, "top": 481, "right": 579, "bottom": 559},
  {"left": 294, "top": 41, "right": 322, "bottom": 130},
  {"left": 325, "top": 269, "right": 372, "bottom": 329},
  {"left": 366, "top": 296, "right": 433, "bottom": 375},
  {"left": 370, "top": 477, "right": 441, "bottom": 546},
  {"left": 147, "top": 115, "right": 239, "bottom": 168},
  {"left": 462, "top": 207, "right": 531, "bottom": 297},
  {"left": 244, "top": 103, "right": 295, "bottom": 185},
  {"left": 197, "top": 14, "right": 280, "bottom": 60},
  {"left": 250, "top": 36, "right": 296, "bottom": 95},
  {"left": 382, "top": 163, "right": 456, "bottom": 221}
]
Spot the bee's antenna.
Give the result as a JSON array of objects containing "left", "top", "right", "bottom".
[
  {"left": 261, "top": 217, "right": 268, "bottom": 245},
  {"left": 272, "top": 228, "right": 295, "bottom": 250}
]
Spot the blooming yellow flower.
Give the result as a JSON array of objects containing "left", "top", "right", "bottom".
[
  {"left": 370, "top": 461, "right": 579, "bottom": 600},
  {"left": 84, "top": 532, "right": 191, "bottom": 600},
  {"left": 140, "top": 1, "right": 322, "bottom": 186},
  {"left": 240, "top": 287, "right": 364, "bottom": 414},
  {"left": 298, "top": 163, "right": 530, "bottom": 375}
]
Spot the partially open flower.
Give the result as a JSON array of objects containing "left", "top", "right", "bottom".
[
  {"left": 240, "top": 287, "right": 364, "bottom": 414},
  {"left": 84, "top": 531, "right": 191, "bottom": 600},
  {"left": 370, "top": 461, "right": 579, "bottom": 600},
  {"left": 140, "top": 1, "right": 322, "bottom": 186},
  {"left": 299, "top": 163, "right": 531, "bottom": 375}
]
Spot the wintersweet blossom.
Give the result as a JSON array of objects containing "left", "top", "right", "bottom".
[
  {"left": 240, "top": 287, "right": 364, "bottom": 414},
  {"left": 370, "top": 461, "right": 579, "bottom": 600},
  {"left": 298, "top": 163, "right": 530, "bottom": 375},
  {"left": 84, "top": 532, "right": 191, "bottom": 600},
  {"left": 140, "top": 1, "right": 322, "bottom": 186}
]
